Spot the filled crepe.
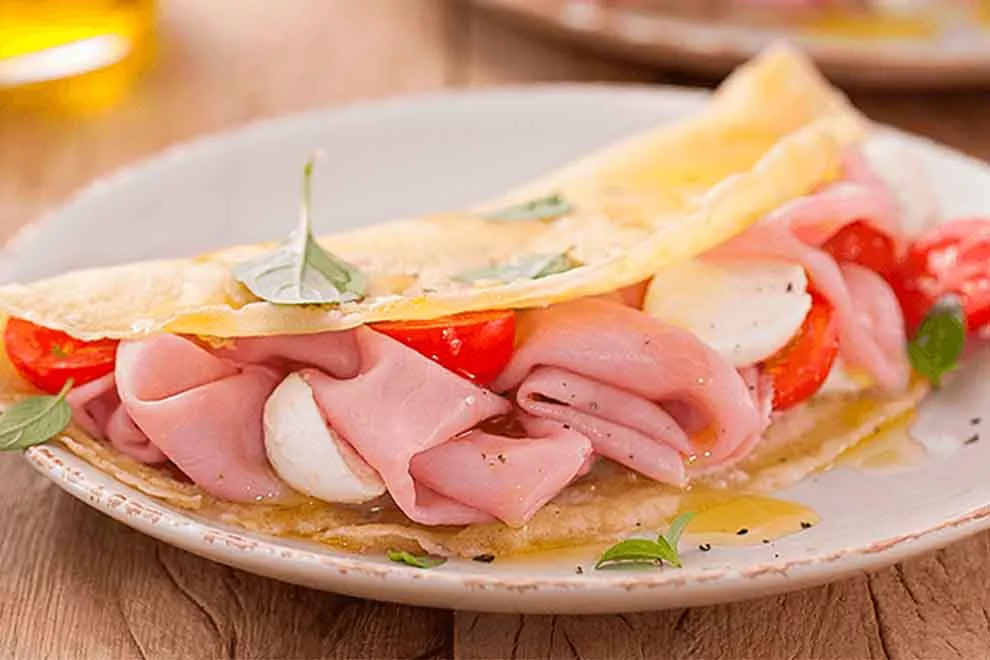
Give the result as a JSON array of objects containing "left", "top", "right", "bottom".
[{"left": 1, "top": 46, "right": 985, "bottom": 560}]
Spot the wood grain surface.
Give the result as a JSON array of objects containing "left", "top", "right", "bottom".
[{"left": 1, "top": 2, "right": 989, "bottom": 658}]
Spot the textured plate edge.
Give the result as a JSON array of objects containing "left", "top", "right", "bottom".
[{"left": 23, "top": 443, "right": 990, "bottom": 613}]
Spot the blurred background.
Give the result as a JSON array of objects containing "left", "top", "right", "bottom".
[{"left": 2, "top": 0, "right": 989, "bottom": 248}]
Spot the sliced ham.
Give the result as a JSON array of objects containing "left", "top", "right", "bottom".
[
  {"left": 76, "top": 332, "right": 377, "bottom": 503},
  {"left": 115, "top": 335, "right": 287, "bottom": 503},
  {"left": 67, "top": 373, "right": 167, "bottom": 464},
  {"left": 210, "top": 331, "right": 361, "bottom": 379},
  {"left": 690, "top": 365, "right": 774, "bottom": 475},
  {"left": 785, "top": 151, "right": 904, "bottom": 250},
  {"left": 840, "top": 262, "right": 910, "bottom": 388},
  {"left": 708, "top": 151, "right": 910, "bottom": 392},
  {"left": 303, "top": 328, "right": 593, "bottom": 526},
  {"left": 410, "top": 415, "right": 593, "bottom": 527},
  {"left": 493, "top": 298, "right": 767, "bottom": 485},
  {"left": 69, "top": 327, "right": 592, "bottom": 526}
]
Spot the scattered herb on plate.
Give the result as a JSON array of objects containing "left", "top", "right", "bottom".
[
  {"left": 0, "top": 379, "right": 74, "bottom": 451},
  {"left": 455, "top": 252, "right": 579, "bottom": 285},
  {"left": 483, "top": 193, "right": 573, "bottom": 222},
  {"left": 595, "top": 511, "right": 696, "bottom": 570},
  {"left": 386, "top": 548, "right": 447, "bottom": 569},
  {"left": 907, "top": 294, "right": 966, "bottom": 388},
  {"left": 233, "top": 158, "right": 367, "bottom": 305}
]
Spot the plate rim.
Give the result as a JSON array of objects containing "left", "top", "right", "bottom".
[
  {"left": 8, "top": 84, "right": 990, "bottom": 613},
  {"left": 23, "top": 442, "right": 990, "bottom": 613},
  {"left": 470, "top": 0, "right": 990, "bottom": 88}
]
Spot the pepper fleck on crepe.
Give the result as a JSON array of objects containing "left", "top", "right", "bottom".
[{"left": 0, "top": 45, "right": 984, "bottom": 560}]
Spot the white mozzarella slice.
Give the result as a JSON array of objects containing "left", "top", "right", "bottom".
[
  {"left": 264, "top": 373, "right": 385, "bottom": 504},
  {"left": 643, "top": 259, "right": 812, "bottom": 367}
]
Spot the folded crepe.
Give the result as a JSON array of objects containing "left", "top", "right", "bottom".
[{"left": 0, "top": 45, "right": 931, "bottom": 558}]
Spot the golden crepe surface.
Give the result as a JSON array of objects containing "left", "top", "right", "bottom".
[
  {"left": 0, "top": 45, "right": 865, "bottom": 341},
  {"left": 0, "top": 45, "right": 922, "bottom": 559}
]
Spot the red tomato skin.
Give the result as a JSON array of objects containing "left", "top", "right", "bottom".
[
  {"left": 893, "top": 218, "right": 990, "bottom": 334},
  {"left": 822, "top": 221, "right": 900, "bottom": 281},
  {"left": 371, "top": 310, "right": 516, "bottom": 386},
  {"left": 761, "top": 292, "right": 841, "bottom": 411},
  {"left": 4, "top": 318, "right": 119, "bottom": 394}
]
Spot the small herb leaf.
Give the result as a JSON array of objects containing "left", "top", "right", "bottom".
[
  {"left": 595, "top": 512, "right": 695, "bottom": 570},
  {"left": 233, "top": 159, "right": 367, "bottom": 305},
  {"left": 907, "top": 294, "right": 966, "bottom": 387},
  {"left": 455, "top": 252, "right": 579, "bottom": 285},
  {"left": 595, "top": 539, "right": 671, "bottom": 569},
  {"left": 386, "top": 548, "right": 446, "bottom": 569},
  {"left": 0, "top": 380, "right": 74, "bottom": 451},
  {"left": 484, "top": 194, "right": 573, "bottom": 222},
  {"left": 664, "top": 511, "right": 696, "bottom": 550}
]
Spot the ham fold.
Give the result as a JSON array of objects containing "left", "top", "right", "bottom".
[
  {"left": 302, "top": 329, "right": 592, "bottom": 526},
  {"left": 709, "top": 151, "right": 910, "bottom": 392},
  {"left": 115, "top": 335, "right": 287, "bottom": 502},
  {"left": 493, "top": 298, "right": 769, "bottom": 486},
  {"left": 67, "top": 328, "right": 592, "bottom": 526}
]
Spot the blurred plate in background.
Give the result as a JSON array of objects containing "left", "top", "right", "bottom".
[{"left": 471, "top": 0, "right": 990, "bottom": 88}]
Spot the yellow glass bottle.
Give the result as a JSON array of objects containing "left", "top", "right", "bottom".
[{"left": 0, "top": 0, "right": 156, "bottom": 113}]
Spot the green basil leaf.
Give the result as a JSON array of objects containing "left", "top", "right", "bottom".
[
  {"left": 233, "top": 159, "right": 367, "bottom": 305},
  {"left": 595, "top": 538, "right": 669, "bottom": 569},
  {"left": 596, "top": 511, "right": 696, "bottom": 570},
  {"left": 484, "top": 194, "right": 573, "bottom": 222},
  {"left": 663, "top": 511, "right": 696, "bottom": 553},
  {"left": 651, "top": 535, "right": 682, "bottom": 568},
  {"left": 386, "top": 548, "right": 446, "bottom": 569},
  {"left": 0, "top": 379, "right": 73, "bottom": 451},
  {"left": 455, "top": 252, "right": 578, "bottom": 285},
  {"left": 907, "top": 294, "right": 966, "bottom": 388}
]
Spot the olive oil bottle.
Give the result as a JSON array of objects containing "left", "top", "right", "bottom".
[{"left": 0, "top": 0, "right": 156, "bottom": 112}]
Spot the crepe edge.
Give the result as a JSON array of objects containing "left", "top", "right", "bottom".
[{"left": 27, "top": 383, "right": 926, "bottom": 559}]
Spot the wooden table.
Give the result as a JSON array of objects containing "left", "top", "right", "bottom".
[{"left": 1, "top": 2, "right": 989, "bottom": 658}]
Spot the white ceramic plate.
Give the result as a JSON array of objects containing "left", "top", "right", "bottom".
[
  {"left": 472, "top": 0, "right": 990, "bottom": 88},
  {"left": 6, "top": 87, "right": 990, "bottom": 614}
]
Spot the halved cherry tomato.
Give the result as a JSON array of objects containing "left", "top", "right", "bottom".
[
  {"left": 4, "top": 318, "right": 119, "bottom": 394},
  {"left": 822, "top": 221, "right": 900, "bottom": 281},
  {"left": 892, "top": 218, "right": 990, "bottom": 334},
  {"left": 371, "top": 310, "right": 516, "bottom": 386},
  {"left": 761, "top": 291, "right": 840, "bottom": 411}
]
